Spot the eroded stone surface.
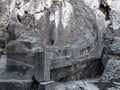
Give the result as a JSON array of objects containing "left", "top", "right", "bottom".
[
  {"left": 7, "top": 21, "right": 26, "bottom": 40},
  {"left": 1, "top": 0, "right": 120, "bottom": 90},
  {"left": 56, "top": 80, "right": 99, "bottom": 90},
  {"left": 51, "top": 59, "right": 103, "bottom": 81},
  {"left": 0, "top": 80, "right": 32, "bottom": 90},
  {"left": 99, "top": 59, "right": 120, "bottom": 89}
]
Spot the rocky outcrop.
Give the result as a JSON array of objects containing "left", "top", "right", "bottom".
[
  {"left": 0, "top": 0, "right": 120, "bottom": 90},
  {"left": 99, "top": 0, "right": 120, "bottom": 90},
  {"left": 99, "top": 59, "right": 120, "bottom": 89}
]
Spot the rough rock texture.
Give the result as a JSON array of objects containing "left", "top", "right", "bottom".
[
  {"left": 7, "top": 22, "right": 26, "bottom": 41},
  {"left": 51, "top": 59, "right": 103, "bottom": 81},
  {"left": 107, "top": 0, "right": 120, "bottom": 30},
  {"left": 99, "top": 59, "right": 120, "bottom": 90},
  {"left": 0, "top": 80, "right": 32, "bottom": 90},
  {"left": 99, "top": 0, "right": 120, "bottom": 89},
  {"left": 55, "top": 79, "right": 100, "bottom": 90},
  {"left": 101, "top": 0, "right": 120, "bottom": 68},
  {"left": 0, "top": 0, "right": 120, "bottom": 90}
]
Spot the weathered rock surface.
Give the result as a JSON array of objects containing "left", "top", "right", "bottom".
[
  {"left": 51, "top": 59, "right": 103, "bottom": 81},
  {"left": 1, "top": 0, "right": 120, "bottom": 90},
  {"left": 7, "top": 22, "right": 26, "bottom": 40},
  {"left": 0, "top": 80, "right": 32, "bottom": 90},
  {"left": 102, "top": 0, "right": 120, "bottom": 69},
  {"left": 34, "top": 50, "right": 51, "bottom": 82},
  {"left": 99, "top": 0, "right": 120, "bottom": 89},
  {"left": 106, "top": 0, "right": 120, "bottom": 30},
  {"left": 17, "top": 27, "right": 41, "bottom": 49},
  {"left": 6, "top": 27, "right": 41, "bottom": 62},
  {"left": 99, "top": 59, "right": 120, "bottom": 89},
  {"left": 108, "top": 37, "right": 120, "bottom": 54},
  {"left": 0, "top": 32, "right": 8, "bottom": 49},
  {"left": 56, "top": 79, "right": 100, "bottom": 90}
]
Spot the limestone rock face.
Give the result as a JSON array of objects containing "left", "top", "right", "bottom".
[
  {"left": 99, "top": 0, "right": 120, "bottom": 89},
  {"left": 1, "top": 0, "right": 120, "bottom": 90},
  {"left": 17, "top": 27, "right": 41, "bottom": 49},
  {"left": 0, "top": 0, "right": 104, "bottom": 89},
  {"left": 99, "top": 59, "right": 120, "bottom": 89},
  {"left": 107, "top": 0, "right": 120, "bottom": 30},
  {"left": 0, "top": 0, "right": 103, "bottom": 47},
  {"left": 109, "top": 37, "right": 120, "bottom": 54},
  {"left": 103, "top": 0, "right": 120, "bottom": 61},
  {"left": 7, "top": 22, "right": 26, "bottom": 40}
]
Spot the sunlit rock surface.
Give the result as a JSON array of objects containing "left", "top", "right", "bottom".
[
  {"left": 56, "top": 79, "right": 100, "bottom": 90},
  {"left": 107, "top": 0, "right": 120, "bottom": 30}
]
